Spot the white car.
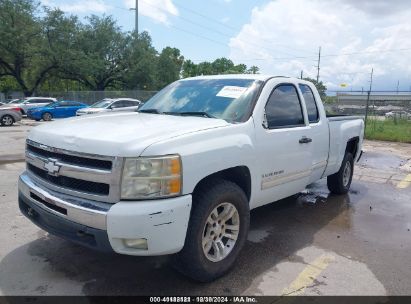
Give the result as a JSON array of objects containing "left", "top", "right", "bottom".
[
  {"left": 76, "top": 98, "right": 142, "bottom": 116},
  {"left": 19, "top": 75, "right": 364, "bottom": 282},
  {"left": 4, "top": 97, "right": 57, "bottom": 115},
  {"left": 385, "top": 111, "right": 411, "bottom": 120}
]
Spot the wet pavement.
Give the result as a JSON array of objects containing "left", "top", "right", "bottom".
[{"left": 0, "top": 123, "right": 410, "bottom": 295}]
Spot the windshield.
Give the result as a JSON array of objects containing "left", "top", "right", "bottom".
[
  {"left": 90, "top": 99, "right": 113, "bottom": 108},
  {"left": 139, "top": 78, "right": 263, "bottom": 122}
]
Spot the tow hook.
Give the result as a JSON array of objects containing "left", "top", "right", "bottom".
[{"left": 27, "top": 207, "right": 35, "bottom": 217}]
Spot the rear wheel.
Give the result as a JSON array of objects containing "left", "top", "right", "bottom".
[
  {"left": 42, "top": 112, "right": 52, "bottom": 121},
  {"left": 174, "top": 179, "right": 250, "bottom": 282},
  {"left": 327, "top": 153, "right": 354, "bottom": 194},
  {"left": 0, "top": 114, "right": 14, "bottom": 126}
]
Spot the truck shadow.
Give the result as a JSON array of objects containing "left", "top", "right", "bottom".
[{"left": 0, "top": 181, "right": 366, "bottom": 296}]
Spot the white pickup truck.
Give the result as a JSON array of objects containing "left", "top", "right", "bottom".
[{"left": 18, "top": 75, "right": 364, "bottom": 282}]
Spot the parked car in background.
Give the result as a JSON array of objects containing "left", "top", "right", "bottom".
[
  {"left": 5, "top": 99, "right": 21, "bottom": 104},
  {"left": 0, "top": 106, "right": 22, "bottom": 126},
  {"left": 27, "top": 101, "right": 88, "bottom": 121},
  {"left": 76, "top": 98, "right": 142, "bottom": 116},
  {"left": 4, "top": 97, "right": 57, "bottom": 115},
  {"left": 385, "top": 111, "right": 411, "bottom": 120}
]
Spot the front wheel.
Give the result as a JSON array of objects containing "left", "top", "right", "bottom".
[
  {"left": 327, "top": 153, "right": 354, "bottom": 194},
  {"left": 174, "top": 179, "right": 250, "bottom": 282},
  {"left": 42, "top": 112, "right": 53, "bottom": 121},
  {"left": 1, "top": 114, "right": 14, "bottom": 126}
]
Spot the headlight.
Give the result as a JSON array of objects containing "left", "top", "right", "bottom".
[{"left": 121, "top": 155, "right": 182, "bottom": 199}]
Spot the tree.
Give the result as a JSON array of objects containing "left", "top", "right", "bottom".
[
  {"left": 211, "top": 58, "right": 235, "bottom": 74},
  {"left": 247, "top": 66, "right": 259, "bottom": 74},
  {"left": 60, "top": 15, "right": 130, "bottom": 91},
  {"left": 0, "top": 0, "right": 81, "bottom": 96},
  {"left": 303, "top": 77, "right": 327, "bottom": 98},
  {"left": 196, "top": 61, "right": 213, "bottom": 75},
  {"left": 181, "top": 59, "right": 197, "bottom": 78},
  {"left": 156, "top": 47, "right": 184, "bottom": 88},
  {"left": 0, "top": 0, "right": 260, "bottom": 94},
  {"left": 181, "top": 57, "right": 259, "bottom": 78},
  {"left": 0, "top": 0, "right": 50, "bottom": 96},
  {"left": 0, "top": 76, "right": 19, "bottom": 95},
  {"left": 123, "top": 31, "right": 158, "bottom": 90}
]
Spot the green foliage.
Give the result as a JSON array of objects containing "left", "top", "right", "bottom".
[
  {"left": 0, "top": 0, "right": 259, "bottom": 95},
  {"left": 247, "top": 66, "right": 259, "bottom": 74},
  {"left": 303, "top": 77, "right": 327, "bottom": 99},
  {"left": 323, "top": 96, "right": 337, "bottom": 104},
  {"left": 123, "top": 32, "right": 158, "bottom": 90},
  {"left": 157, "top": 47, "right": 184, "bottom": 89},
  {"left": 181, "top": 58, "right": 257, "bottom": 78},
  {"left": 365, "top": 118, "right": 411, "bottom": 143}
]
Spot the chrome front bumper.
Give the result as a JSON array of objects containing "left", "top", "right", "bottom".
[
  {"left": 19, "top": 172, "right": 193, "bottom": 256},
  {"left": 19, "top": 172, "right": 109, "bottom": 230}
]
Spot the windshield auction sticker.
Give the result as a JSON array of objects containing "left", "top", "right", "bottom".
[{"left": 216, "top": 86, "right": 248, "bottom": 99}]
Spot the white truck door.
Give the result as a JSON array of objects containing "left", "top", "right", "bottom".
[
  {"left": 297, "top": 83, "right": 329, "bottom": 183},
  {"left": 254, "top": 82, "right": 312, "bottom": 207}
]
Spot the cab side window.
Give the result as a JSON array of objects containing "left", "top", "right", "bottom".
[
  {"left": 299, "top": 84, "right": 319, "bottom": 123},
  {"left": 265, "top": 84, "right": 305, "bottom": 129}
]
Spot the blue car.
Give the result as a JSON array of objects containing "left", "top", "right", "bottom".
[{"left": 27, "top": 101, "right": 88, "bottom": 121}]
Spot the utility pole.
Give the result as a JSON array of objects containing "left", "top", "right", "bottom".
[
  {"left": 396, "top": 80, "right": 399, "bottom": 93},
  {"left": 364, "top": 67, "right": 374, "bottom": 130},
  {"left": 316, "top": 46, "right": 321, "bottom": 83},
  {"left": 130, "top": 0, "right": 138, "bottom": 35},
  {"left": 300, "top": 70, "right": 303, "bottom": 79}
]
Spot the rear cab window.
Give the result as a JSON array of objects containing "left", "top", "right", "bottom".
[{"left": 299, "top": 84, "right": 319, "bottom": 123}]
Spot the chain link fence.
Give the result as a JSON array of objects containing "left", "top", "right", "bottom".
[{"left": 325, "top": 91, "right": 411, "bottom": 117}]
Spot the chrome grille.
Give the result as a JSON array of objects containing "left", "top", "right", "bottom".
[{"left": 25, "top": 140, "right": 123, "bottom": 203}]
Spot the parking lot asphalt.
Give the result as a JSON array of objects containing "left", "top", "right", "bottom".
[{"left": 0, "top": 120, "right": 410, "bottom": 296}]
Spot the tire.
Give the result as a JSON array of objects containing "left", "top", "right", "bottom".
[
  {"left": 42, "top": 112, "right": 52, "bottom": 121},
  {"left": 174, "top": 179, "right": 250, "bottom": 282},
  {"left": 0, "top": 114, "right": 14, "bottom": 126},
  {"left": 327, "top": 153, "right": 354, "bottom": 194}
]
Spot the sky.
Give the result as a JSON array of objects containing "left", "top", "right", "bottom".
[{"left": 40, "top": 0, "right": 411, "bottom": 92}]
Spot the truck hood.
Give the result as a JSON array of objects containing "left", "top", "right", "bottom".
[{"left": 28, "top": 112, "right": 230, "bottom": 157}]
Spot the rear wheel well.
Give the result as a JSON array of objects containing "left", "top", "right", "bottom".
[
  {"left": 346, "top": 137, "right": 359, "bottom": 158},
  {"left": 193, "top": 166, "right": 252, "bottom": 202}
]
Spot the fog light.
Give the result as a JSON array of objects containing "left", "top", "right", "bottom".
[{"left": 123, "top": 238, "right": 148, "bottom": 250}]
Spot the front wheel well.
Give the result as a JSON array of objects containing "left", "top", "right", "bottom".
[{"left": 192, "top": 166, "right": 252, "bottom": 203}]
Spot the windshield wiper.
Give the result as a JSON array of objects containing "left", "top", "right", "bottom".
[
  {"left": 138, "top": 109, "right": 161, "bottom": 114},
  {"left": 164, "top": 111, "right": 216, "bottom": 118}
]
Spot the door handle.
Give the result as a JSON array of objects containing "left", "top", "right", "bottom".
[{"left": 299, "top": 137, "right": 312, "bottom": 144}]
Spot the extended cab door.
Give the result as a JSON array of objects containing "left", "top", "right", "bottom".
[
  {"left": 297, "top": 84, "right": 329, "bottom": 183},
  {"left": 253, "top": 82, "right": 312, "bottom": 208}
]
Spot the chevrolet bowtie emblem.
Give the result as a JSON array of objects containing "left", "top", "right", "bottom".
[{"left": 44, "top": 158, "right": 60, "bottom": 176}]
